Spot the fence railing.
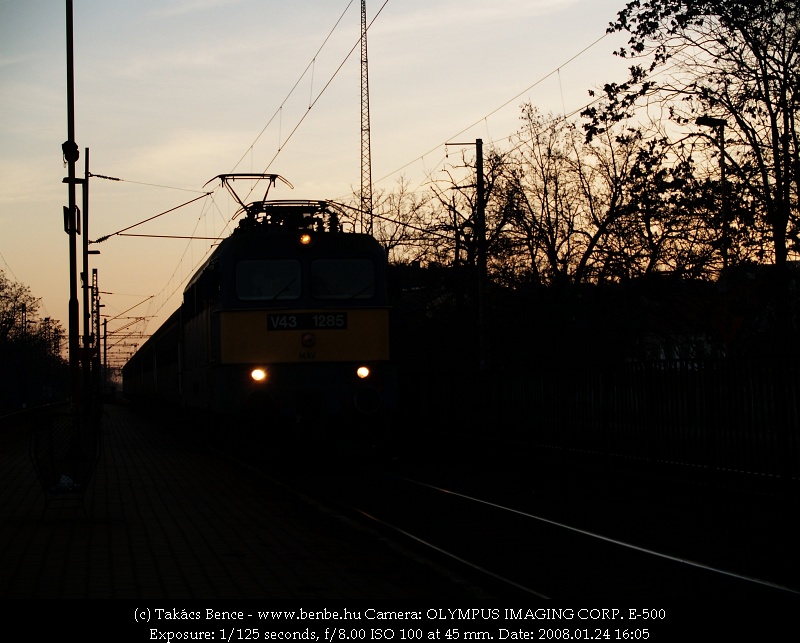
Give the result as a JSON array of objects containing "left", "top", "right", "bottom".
[{"left": 417, "top": 358, "right": 799, "bottom": 482}]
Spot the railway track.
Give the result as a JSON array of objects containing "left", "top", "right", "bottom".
[
  {"left": 260, "top": 443, "right": 800, "bottom": 599},
  {"left": 143, "top": 404, "right": 799, "bottom": 599}
]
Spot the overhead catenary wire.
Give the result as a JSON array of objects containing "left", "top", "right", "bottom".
[
  {"left": 368, "top": 40, "right": 684, "bottom": 211},
  {"left": 102, "top": 2, "right": 378, "bottom": 368},
  {"left": 84, "top": 176, "right": 224, "bottom": 369},
  {"left": 233, "top": 0, "right": 391, "bottom": 209},
  {"left": 206, "top": 8, "right": 611, "bottom": 251},
  {"left": 116, "top": 234, "right": 225, "bottom": 240},
  {"left": 0, "top": 251, "right": 21, "bottom": 282},
  {"left": 229, "top": 0, "right": 357, "bottom": 174},
  {"left": 260, "top": 1, "right": 391, "bottom": 174},
  {"left": 116, "top": 20, "right": 621, "bottom": 333},
  {"left": 446, "top": 33, "right": 611, "bottom": 149},
  {"left": 105, "top": 294, "right": 155, "bottom": 324},
  {"left": 140, "top": 189, "right": 234, "bottom": 326},
  {"left": 89, "top": 172, "right": 210, "bottom": 194},
  {"left": 372, "top": 32, "right": 612, "bottom": 188},
  {"left": 91, "top": 192, "right": 212, "bottom": 243},
  {"left": 331, "top": 200, "right": 452, "bottom": 241},
  {"left": 331, "top": 31, "right": 648, "bottom": 246},
  {"left": 115, "top": 9, "right": 630, "bottom": 365}
]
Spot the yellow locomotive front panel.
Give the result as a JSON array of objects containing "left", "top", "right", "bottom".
[{"left": 219, "top": 308, "right": 390, "bottom": 364}]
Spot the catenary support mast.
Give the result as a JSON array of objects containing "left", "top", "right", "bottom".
[{"left": 360, "top": 0, "right": 373, "bottom": 234}]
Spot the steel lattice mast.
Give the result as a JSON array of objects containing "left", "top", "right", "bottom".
[{"left": 360, "top": 0, "right": 373, "bottom": 234}]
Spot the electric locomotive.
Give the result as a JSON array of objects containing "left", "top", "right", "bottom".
[{"left": 123, "top": 174, "right": 396, "bottom": 439}]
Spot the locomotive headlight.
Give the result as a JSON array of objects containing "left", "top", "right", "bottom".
[
  {"left": 356, "top": 366, "right": 370, "bottom": 379},
  {"left": 251, "top": 368, "right": 268, "bottom": 382},
  {"left": 299, "top": 233, "right": 312, "bottom": 246}
]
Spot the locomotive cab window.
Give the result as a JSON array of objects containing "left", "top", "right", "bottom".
[
  {"left": 311, "top": 259, "right": 375, "bottom": 299},
  {"left": 236, "top": 260, "right": 301, "bottom": 300}
]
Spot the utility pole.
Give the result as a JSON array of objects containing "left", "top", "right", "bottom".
[
  {"left": 82, "top": 147, "right": 92, "bottom": 407},
  {"left": 92, "top": 269, "right": 103, "bottom": 399},
  {"left": 447, "top": 139, "right": 488, "bottom": 372},
  {"left": 475, "top": 138, "right": 487, "bottom": 372},
  {"left": 103, "top": 318, "right": 108, "bottom": 392},
  {"left": 360, "top": 0, "right": 373, "bottom": 234},
  {"left": 63, "top": 0, "right": 81, "bottom": 411}
]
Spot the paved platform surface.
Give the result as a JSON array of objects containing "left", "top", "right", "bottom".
[{"left": 0, "top": 402, "right": 486, "bottom": 599}]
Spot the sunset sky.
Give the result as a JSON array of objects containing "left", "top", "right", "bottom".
[{"left": 1, "top": 0, "right": 631, "bottom": 365}]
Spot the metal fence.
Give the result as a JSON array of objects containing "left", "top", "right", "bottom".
[{"left": 419, "top": 359, "right": 799, "bottom": 482}]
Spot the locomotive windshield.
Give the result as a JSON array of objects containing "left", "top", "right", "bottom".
[
  {"left": 311, "top": 259, "right": 375, "bottom": 299},
  {"left": 236, "top": 260, "right": 301, "bottom": 300},
  {"left": 235, "top": 258, "right": 376, "bottom": 301}
]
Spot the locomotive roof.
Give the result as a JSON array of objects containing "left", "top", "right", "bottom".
[
  {"left": 233, "top": 199, "right": 336, "bottom": 233},
  {"left": 183, "top": 199, "right": 383, "bottom": 294}
]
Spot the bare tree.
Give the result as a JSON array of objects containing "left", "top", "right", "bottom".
[
  {"left": 0, "top": 270, "right": 39, "bottom": 343},
  {"left": 505, "top": 107, "right": 582, "bottom": 286},
  {"left": 1, "top": 270, "right": 67, "bottom": 408},
  {"left": 428, "top": 147, "right": 515, "bottom": 272},
  {"left": 506, "top": 107, "right": 677, "bottom": 285},
  {"left": 369, "top": 177, "right": 435, "bottom": 265},
  {"left": 587, "top": 0, "right": 799, "bottom": 276},
  {"left": 602, "top": 133, "right": 729, "bottom": 279}
]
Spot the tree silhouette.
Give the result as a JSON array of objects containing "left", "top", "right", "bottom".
[
  {"left": 586, "top": 0, "right": 799, "bottom": 277},
  {"left": 0, "top": 270, "right": 67, "bottom": 410}
]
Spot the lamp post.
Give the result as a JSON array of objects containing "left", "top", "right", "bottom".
[{"left": 696, "top": 115, "right": 729, "bottom": 270}]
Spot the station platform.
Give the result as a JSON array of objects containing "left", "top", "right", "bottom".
[{"left": 0, "top": 401, "right": 485, "bottom": 599}]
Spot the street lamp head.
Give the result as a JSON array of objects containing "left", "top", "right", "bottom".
[{"left": 696, "top": 115, "right": 727, "bottom": 128}]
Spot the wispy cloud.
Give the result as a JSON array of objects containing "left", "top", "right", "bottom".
[
  {"left": 149, "top": 0, "right": 244, "bottom": 20},
  {"left": 374, "top": 0, "right": 579, "bottom": 35},
  {"left": 0, "top": 52, "right": 41, "bottom": 69}
]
